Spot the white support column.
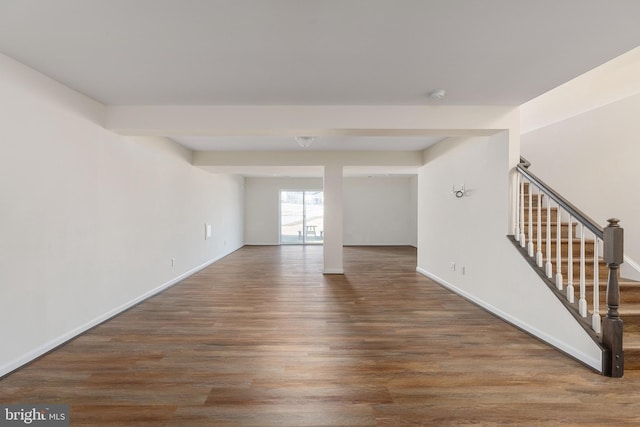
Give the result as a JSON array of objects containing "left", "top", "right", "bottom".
[
  {"left": 323, "top": 163, "right": 344, "bottom": 274},
  {"left": 579, "top": 225, "right": 587, "bottom": 317}
]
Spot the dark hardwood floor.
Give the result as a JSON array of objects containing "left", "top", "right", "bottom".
[{"left": 2, "top": 245, "right": 640, "bottom": 426}]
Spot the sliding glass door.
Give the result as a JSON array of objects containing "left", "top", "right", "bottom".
[{"left": 280, "top": 190, "right": 324, "bottom": 244}]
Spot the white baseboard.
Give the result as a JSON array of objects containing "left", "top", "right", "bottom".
[
  {"left": 415, "top": 266, "right": 602, "bottom": 372},
  {"left": 0, "top": 248, "right": 239, "bottom": 379},
  {"left": 323, "top": 269, "right": 344, "bottom": 275}
]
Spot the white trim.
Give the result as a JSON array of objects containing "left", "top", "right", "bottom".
[
  {"left": 0, "top": 250, "right": 237, "bottom": 378},
  {"left": 323, "top": 269, "right": 345, "bottom": 275},
  {"left": 622, "top": 255, "right": 640, "bottom": 281},
  {"left": 415, "top": 266, "right": 602, "bottom": 372}
]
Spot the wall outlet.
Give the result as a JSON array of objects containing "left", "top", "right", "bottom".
[
  {"left": 450, "top": 262, "right": 456, "bottom": 271},
  {"left": 205, "top": 223, "right": 212, "bottom": 240},
  {"left": 461, "top": 265, "right": 466, "bottom": 275},
  {"left": 171, "top": 258, "right": 175, "bottom": 267}
]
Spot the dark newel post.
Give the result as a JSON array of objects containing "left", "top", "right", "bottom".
[{"left": 602, "top": 218, "right": 624, "bottom": 377}]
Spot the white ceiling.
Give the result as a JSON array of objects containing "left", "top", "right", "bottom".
[
  {"left": 2, "top": 0, "right": 640, "bottom": 106},
  {"left": 1, "top": 0, "right": 640, "bottom": 174}
]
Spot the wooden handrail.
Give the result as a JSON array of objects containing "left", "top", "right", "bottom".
[
  {"left": 519, "top": 156, "right": 531, "bottom": 169},
  {"left": 517, "top": 157, "right": 603, "bottom": 239}
]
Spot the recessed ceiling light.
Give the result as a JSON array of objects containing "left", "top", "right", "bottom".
[{"left": 429, "top": 89, "right": 446, "bottom": 101}]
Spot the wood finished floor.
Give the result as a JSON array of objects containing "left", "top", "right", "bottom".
[{"left": 2, "top": 245, "right": 640, "bottom": 426}]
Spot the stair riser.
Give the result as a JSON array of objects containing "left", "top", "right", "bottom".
[
  {"left": 523, "top": 223, "right": 577, "bottom": 239},
  {"left": 523, "top": 208, "right": 559, "bottom": 222},
  {"left": 548, "top": 282, "right": 640, "bottom": 306},
  {"left": 624, "top": 352, "right": 640, "bottom": 371},
  {"left": 621, "top": 292, "right": 640, "bottom": 304},
  {"left": 616, "top": 313, "right": 640, "bottom": 323},
  {"left": 520, "top": 193, "right": 545, "bottom": 202},
  {"left": 551, "top": 263, "right": 609, "bottom": 281},
  {"left": 525, "top": 243, "right": 597, "bottom": 258},
  {"left": 524, "top": 251, "right": 614, "bottom": 280}
]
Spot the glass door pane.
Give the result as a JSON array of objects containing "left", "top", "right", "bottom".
[
  {"left": 280, "top": 191, "right": 303, "bottom": 244},
  {"left": 304, "top": 191, "right": 323, "bottom": 244}
]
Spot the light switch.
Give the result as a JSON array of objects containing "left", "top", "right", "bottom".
[{"left": 205, "top": 224, "right": 212, "bottom": 239}]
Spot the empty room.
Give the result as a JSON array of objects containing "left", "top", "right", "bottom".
[{"left": 2, "top": 1, "right": 640, "bottom": 425}]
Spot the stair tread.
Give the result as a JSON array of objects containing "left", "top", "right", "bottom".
[
  {"left": 522, "top": 221, "right": 578, "bottom": 225},
  {"left": 551, "top": 257, "right": 605, "bottom": 261}
]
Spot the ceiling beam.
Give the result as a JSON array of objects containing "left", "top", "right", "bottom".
[{"left": 105, "top": 105, "right": 518, "bottom": 138}]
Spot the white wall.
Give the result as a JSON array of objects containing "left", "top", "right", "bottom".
[
  {"left": 0, "top": 53, "right": 244, "bottom": 377},
  {"left": 522, "top": 94, "right": 640, "bottom": 280},
  {"left": 521, "top": 48, "right": 640, "bottom": 279},
  {"left": 244, "top": 176, "right": 417, "bottom": 246},
  {"left": 417, "top": 134, "right": 603, "bottom": 371},
  {"left": 344, "top": 177, "right": 416, "bottom": 246}
]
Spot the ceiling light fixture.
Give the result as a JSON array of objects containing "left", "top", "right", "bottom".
[
  {"left": 295, "top": 136, "right": 315, "bottom": 148},
  {"left": 429, "top": 89, "right": 446, "bottom": 101}
]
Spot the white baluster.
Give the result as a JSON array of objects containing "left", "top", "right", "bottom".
[
  {"left": 592, "top": 236, "right": 601, "bottom": 333},
  {"left": 515, "top": 174, "right": 520, "bottom": 243},
  {"left": 567, "top": 215, "right": 575, "bottom": 303},
  {"left": 579, "top": 225, "right": 587, "bottom": 317},
  {"left": 527, "top": 184, "right": 534, "bottom": 257},
  {"left": 545, "top": 200, "right": 553, "bottom": 277},
  {"left": 536, "top": 187, "right": 543, "bottom": 267},
  {"left": 520, "top": 179, "right": 526, "bottom": 247},
  {"left": 555, "top": 205, "right": 563, "bottom": 290}
]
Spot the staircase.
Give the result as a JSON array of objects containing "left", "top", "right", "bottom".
[{"left": 514, "top": 166, "right": 638, "bottom": 376}]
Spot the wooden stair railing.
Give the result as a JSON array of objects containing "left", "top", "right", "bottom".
[{"left": 513, "top": 157, "right": 624, "bottom": 377}]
